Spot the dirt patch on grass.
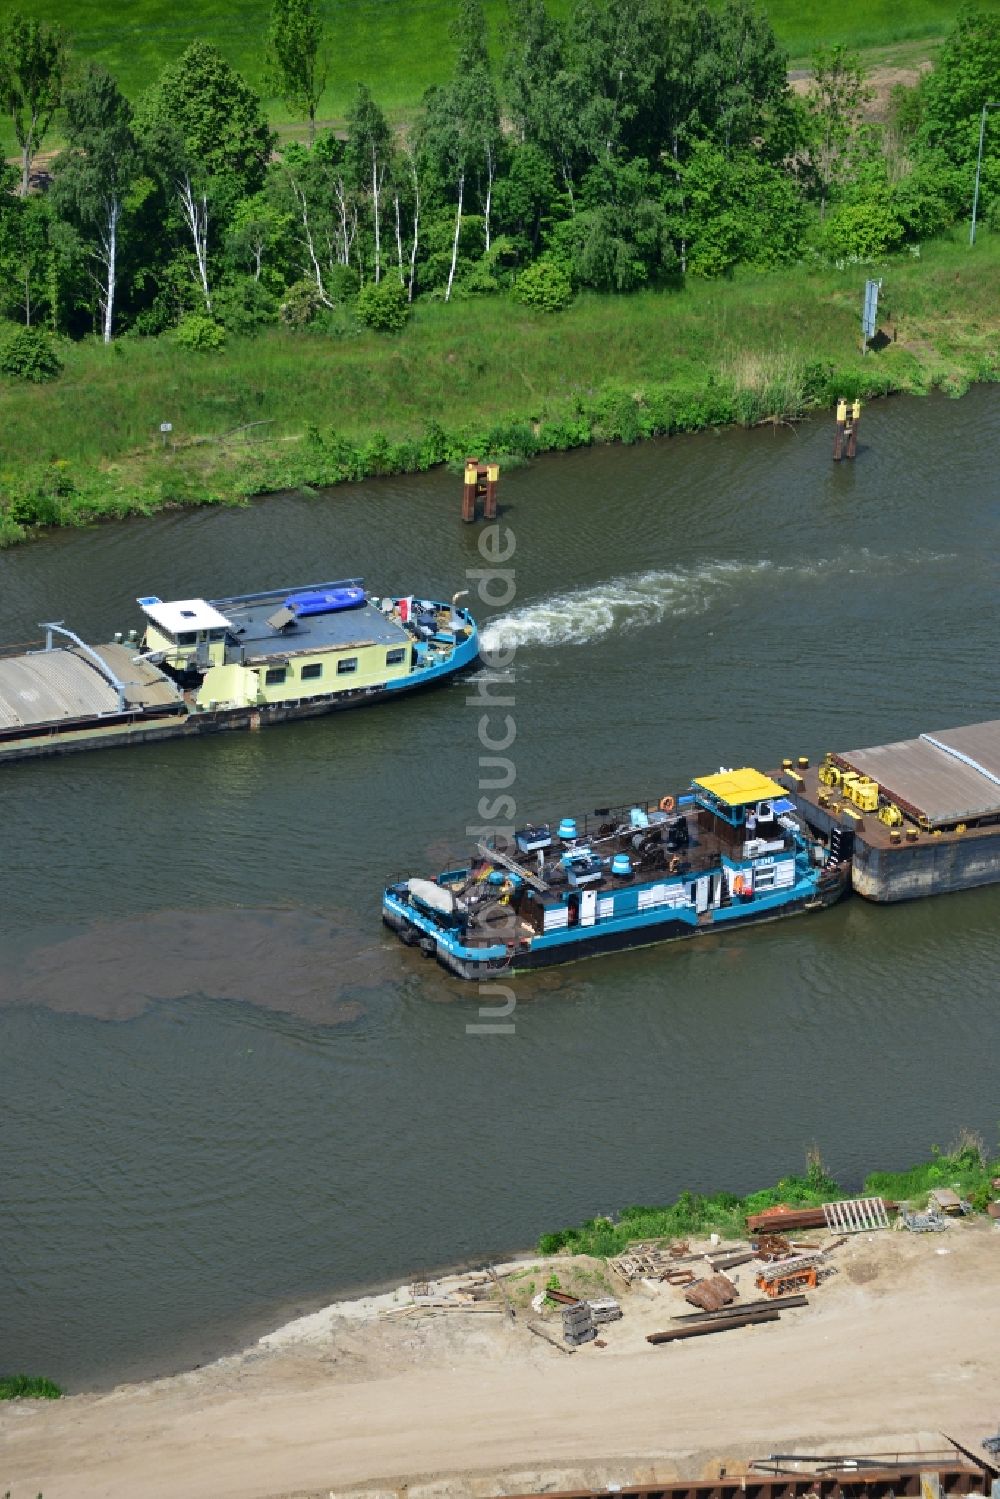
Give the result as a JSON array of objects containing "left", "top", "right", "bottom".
[{"left": 789, "top": 61, "right": 933, "bottom": 123}]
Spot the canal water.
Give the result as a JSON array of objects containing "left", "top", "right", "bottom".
[{"left": 2, "top": 389, "right": 998, "bottom": 1389}]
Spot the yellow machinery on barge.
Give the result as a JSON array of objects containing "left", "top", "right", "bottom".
[{"left": 778, "top": 719, "right": 1000, "bottom": 902}]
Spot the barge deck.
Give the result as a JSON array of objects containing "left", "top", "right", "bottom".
[{"left": 780, "top": 718, "right": 1000, "bottom": 903}]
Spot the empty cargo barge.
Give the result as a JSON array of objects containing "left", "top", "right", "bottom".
[
  {"left": 780, "top": 718, "right": 1000, "bottom": 902},
  {"left": 0, "top": 578, "right": 478, "bottom": 763}
]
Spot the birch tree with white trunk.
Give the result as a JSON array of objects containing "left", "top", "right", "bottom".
[
  {"left": 405, "top": 145, "right": 420, "bottom": 301},
  {"left": 178, "top": 172, "right": 212, "bottom": 312},
  {"left": 285, "top": 169, "right": 333, "bottom": 304},
  {"left": 137, "top": 40, "right": 275, "bottom": 322},
  {"left": 418, "top": 0, "right": 501, "bottom": 303},
  {"left": 345, "top": 85, "right": 393, "bottom": 285},
  {"left": 51, "top": 63, "right": 138, "bottom": 342}
]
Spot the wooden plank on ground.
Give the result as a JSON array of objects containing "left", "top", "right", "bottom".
[
  {"left": 489, "top": 1264, "right": 517, "bottom": 1321},
  {"left": 526, "top": 1320, "right": 575, "bottom": 1354}
]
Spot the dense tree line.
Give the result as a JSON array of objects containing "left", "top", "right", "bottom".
[{"left": 2, "top": 0, "right": 1000, "bottom": 348}]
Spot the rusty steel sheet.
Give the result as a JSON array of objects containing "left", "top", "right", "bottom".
[
  {"left": 684, "top": 1273, "right": 737, "bottom": 1312},
  {"left": 746, "top": 1205, "right": 830, "bottom": 1232},
  {"left": 834, "top": 719, "right": 1000, "bottom": 827}
]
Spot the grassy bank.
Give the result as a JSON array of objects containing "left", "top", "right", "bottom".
[
  {"left": 0, "top": 1373, "right": 62, "bottom": 1399},
  {"left": 3, "top": 230, "right": 1000, "bottom": 546},
  {"left": 5, "top": 0, "right": 995, "bottom": 121},
  {"left": 538, "top": 1135, "right": 1000, "bottom": 1258}
]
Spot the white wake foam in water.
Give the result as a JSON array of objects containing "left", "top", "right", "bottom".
[
  {"left": 479, "top": 551, "right": 955, "bottom": 652},
  {"left": 480, "top": 560, "right": 781, "bottom": 651}
]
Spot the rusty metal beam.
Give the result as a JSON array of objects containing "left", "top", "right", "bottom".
[
  {"left": 670, "top": 1295, "right": 809, "bottom": 1322},
  {"left": 647, "top": 1308, "right": 781, "bottom": 1342},
  {"left": 545, "top": 1287, "right": 582, "bottom": 1306}
]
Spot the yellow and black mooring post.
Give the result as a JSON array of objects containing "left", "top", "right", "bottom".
[
  {"left": 462, "top": 459, "right": 479, "bottom": 521},
  {"left": 846, "top": 398, "right": 861, "bottom": 458},
  {"left": 484, "top": 462, "right": 499, "bottom": 519},
  {"left": 833, "top": 398, "right": 862, "bottom": 461},
  {"left": 833, "top": 398, "right": 846, "bottom": 460},
  {"left": 461, "top": 459, "right": 501, "bottom": 521}
]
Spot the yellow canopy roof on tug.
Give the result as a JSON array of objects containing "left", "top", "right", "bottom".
[{"left": 694, "top": 767, "right": 788, "bottom": 807}]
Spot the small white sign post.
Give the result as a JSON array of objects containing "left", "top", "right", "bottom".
[{"left": 861, "top": 279, "right": 881, "bottom": 355}]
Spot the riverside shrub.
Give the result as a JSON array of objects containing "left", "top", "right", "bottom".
[
  {"left": 822, "top": 199, "right": 906, "bottom": 261},
  {"left": 279, "top": 278, "right": 324, "bottom": 326},
  {"left": 0, "top": 326, "right": 62, "bottom": 383},
  {"left": 356, "top": 279, "right": 409, "bottom": 332},
  {"left": 327, "top": 265, "right": 361, "bottom": 303},
  {"left": 513, "top": 258, "right": 573, "bottom": 312},
  {"left": 175, "top": 315, "right": 227, "bottom": 351},
  {"left": 212, "top": 277, "right": 278, "bottom": 334}
]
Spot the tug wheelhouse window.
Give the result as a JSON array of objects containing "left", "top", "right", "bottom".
[
  {"left": 337, "top": 657, "right": 358, "bottom": 675},
  {"left": 301, "top": 662, "right": 323, "bottom": 680},
  {"left": 265, "top": 666, "right": 287, "bottom": 685},
  {"left": 386, "top": 648, "right": 406, "bottom": 666}
]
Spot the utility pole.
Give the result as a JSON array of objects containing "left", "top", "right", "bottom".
[{"left": 970, "top": 101, "right": 1000, "bottom": 245}]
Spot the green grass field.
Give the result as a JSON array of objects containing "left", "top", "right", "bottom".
[
  {"left": 6, "top": 0, "right": 1000, "bottom": 124},
  {"left": 4, "top": 232, "right": 991, "bottom": 470},
  {"left": 1, "top": 229, "right": 998, "bottom": 542}
]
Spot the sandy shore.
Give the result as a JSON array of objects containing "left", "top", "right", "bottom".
[{"left": 3, "top": 1222, "right": 999, "bottom": 1499}]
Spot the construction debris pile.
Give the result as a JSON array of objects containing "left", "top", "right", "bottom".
[
  {"left": 635, "top": 1197, "right": 894, "bottom": 1349},
  {"left": 374, "top": 1187, "right": 992, "bottom": 1356},
  {"left": 379, "top": 1269, "right": 514, "bottom": 1321},
  {"left": 746, "top": 1197, "right": 892, "bottom": 1234},
  {"left": 607, "top": 1241, "right": 695, "bottom": 1284}
]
